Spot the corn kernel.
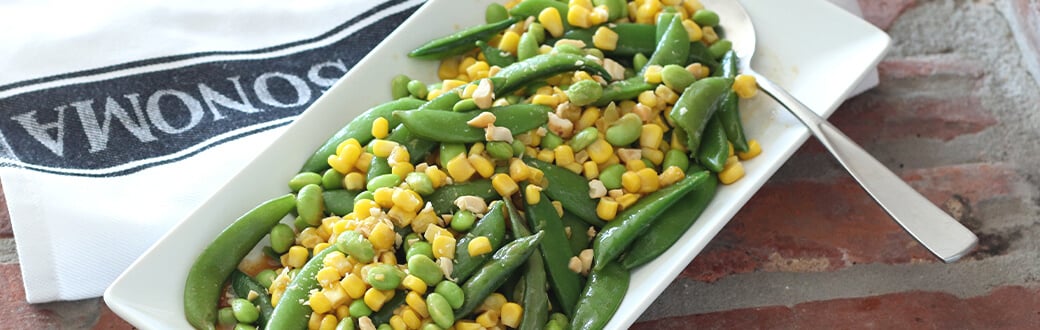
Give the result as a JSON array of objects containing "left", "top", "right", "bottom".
[
  {"left": 643, "top": 65, "right": 663, "bottom": 83},
  {"left": 465, "top": 61, "right": 491, "bottom": 81},
  {"left": 577, "top": 106, "right": 601, "bottom": 130},
  {"left": 316, "top": 266, "right": 342, "bottom": 289},
  {"left": 364, "top": 288, "right": 388, "bottom": 311},
  {"left": 567, "top": 5, "right": 592, "bottom": 28},
  {"left": 509, "top": 159, "right": 531, "bottom": 182},
  {"left": 402, "top": 274, "right": 428, "bottom": 295},
  {"left": 525, "top": 184, "right": 542, "bottom": 205},
  {"left": 310, "top": 291, "right": 333, "bottom": 314},
  {"left": 371, "top": 139, "right": 399, "bottom": 158},
  {"left": 641, "top": 147, "right": 664, "bottom": 165},
  {"left": 401, "top": 308, "right": 422, "bottom": 329},
  {"left": 432, "top": 234, "right": 457, "bottom": 259},
  {"left": 683, "top": 0, "right": 705, "bottom": 13},
  {"left": 438, "top": 57, "right": 459, "bottom": 80},
  {"left": 492, "top": 173, "right": 520, "bottom": 197},
  {"left": 406, "top": 291, "right": 430, "bottom": 318},
  {"left": 538, "top": 7, "right": 565, "bottom": 37},
  {"left": 536, "top": 148, "right": 556, "bottom": 163},
  {"left": 625, "top": 159, "right": 647, "bottom": 171},
  {"left": 681, "top": 19, "right": 703, "bottom": 42},
  {"left": 425, "top": 166, "right": 448, "bottom": 188},
  {"left": 468, "top": 236, "right": 493, "bottom": 256},
  {"left": 476, "top": 310, "right": 500, "bottom": 328},
  {"left": 355, "top": 152, "right": 373, "bottom": 173},
  {"left": 531, "top": 94, "right": 559, "bottom": 107},
  {"left": 659, "top": 165, "right": 686, "bottom": 186},
  {"left": 733, "top": 74, "right": 758, "bottom": 99},
  {"left": 702, "top": 26, "right": 719, "bottom": 44},
  {"left": 388, "top": 315, "right": 406, "bottom": 330},
  {"left": 341, "top": 172, "right": 365, "bottom": 191},
  {"left": 442, "top": 79, "right": 467, "bottom": 91},
  {"left": 335, "top": 305, "right": 350, "bottom": 320},
  {"left": 373, "top": 187, "right": 394, "bottom": 209},
  {"left": 371, "top": 117, "right": 390, "bottom": 139},
  {"left": 479, "top": 293, "right": 508, "bottom": 313},
  {"left": 341, "top": 273, "right": 368, "bottom": 299},
  {"left": 529, "top": 167, "right": 545, "bottom": 185},
  {"left": 308, "top": 312, "right": 323, "bottom": 330},
  {"left": 638, "top": 90, "right": 658, "bottom": 108},
  {"left": 719, "top": 160, "right": 745, "bottom": 184},
  {"left": 621, "top": 171, "right": 641, "bottom": 193},
  {"left": 655, "top": 84, "right": 680, "bottom": 104},
  {"left": 499, "top": 31, "right": 521, "bottom": 54},
  {"left": 368, "top": 222, "right": 396, "bottom": 251},
  {"left": 636, "top": 167, "right": 660, "bottom": 193},
  {"left": 446, "top": 153, "right": 476, "bottom": 183},
  {"left": 587, "top": 138, "right": 614, "bottom": 164},
  {"left": 617, "top": 193, "right": 640, "bottom": 209},
  {"left": 596, "top": 198, "right": 619, "bottom": 220},
  {"left": 554, "top": 145, "right": 576, "bottom": 166},
  {"left": 286, "top": 246, "right": 308, "bottom": 268},
  {"left": 552, "top": 200, "right": 565, "bottom": 218},
  {"left": 455, "top": 321, "right": 484, "bottom": 330},
  {"left": 468, "top": 154, "right": 496, "bottom": 178},
  {"left": 582, "top": 161, "right": 600, "bottom": 180},
  {"left": 738, "top": 139, "right": 762, "bottom": 160}
]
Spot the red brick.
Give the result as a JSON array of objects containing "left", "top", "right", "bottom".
[
  {"left": 633, "top": 286, "right": 1040, "bottom": 329},
  {"left": 0, "top": 264, "right": 61, "bottom": 328},
  {"left": 0, "top": 180, "right": 11, "bottom": 238},
  {"left": 1006, "top": 0, "right": 1040, "bottom": 86},
  {"left": 92, "top": 303, "right": 134, "bottom": 330},
  {"left": 682, "top": 163, "right": 1013, "bottom": 282},
  {"left": 857, "top": 0, "right": 916, "bottom": 30},
  {"left": 876, "top": 54, "right": 985, "bottom": 79}
]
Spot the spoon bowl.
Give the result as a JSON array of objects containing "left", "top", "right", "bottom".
[{"left": 702, "top": 0, "right": 978, "bottom": 263}]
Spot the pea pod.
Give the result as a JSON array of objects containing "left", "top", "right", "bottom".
[
  {"left": 688, "top": 41, "right": 722, "bottom": 74},
  {"left": 493, "top": 53, "right": 613, "bottom": 95},
  {"left": 668, "top": 77, "right": 733, "bottom": 152},
  {"left": 266, "top": 247, "right": 340, "bottom": 330},
  {"left": 594, "top": 76, "right": 655, "bottom": 107},
  {"left": 523, "top": 159, "right": 605, "bottom": 227},
  {"left": 427, "top": 179, "right": 497, "bottom": 215},
  {"left": 453, "top": 202, "right": 508, "bottom": 282},
  {"left": 301, "top": 98, "right": 425, "bottom": 173},
  {"left": 643, "top": 15, "right": 689, "bottom": 73},
  {"left": 369, "top": 290, "right": 407, "bottom": 326},
  {"left": 523, "top": 189, "right": 582, "bottom": 317},
  {"left": 561, "top": 211, "right": 592, "bottom": 255},
  {"left": 558, "top": 24, "right": 656, "bottom": 57},
  {"left": 409, "top": 17, "right": 520, "bottom": 59},
  {"left": 593, "top": 0, "right": 627, "bottom": 21},
  {"left": 395, "top": 104, "right": 550, "bottom": 143},
  {"left": 569, "top": 262, "right": 629, "bottom": 330},
  {"left": 455, "top": 231, "right": 545, "bottom": 318},
  {"left": 621, "top": 169, "right": 716, "bottom": 269},
  {"left": 184, "top": 194, "right": 295, "bottom": 330},
  {"left": 229, "top": 271, "right": 274, "bottom": 329},
  {"left": 476, "top": 40, "right": 516, "bottom": 68},
  {"left": 508, "top": 0, "right": 569, "bottom": 26},
  {"left": 385, "top": 124, "right": 437, "bottom": 164},
  {"left": 696, "top": 115, "right": 729, "bottom": 172},
  {"left": 716, "top": 51, "right": 749, "bottom": 152},
  {"left": 503, "top": 198, "right": 549, "bottom": 330},
  {"left": 592, "top": 171, "right": 710, "bottom": 270}
]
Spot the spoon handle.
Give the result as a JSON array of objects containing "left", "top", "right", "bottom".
[{"left": 750, "top": 72, "right": 978, "bottom": 263}]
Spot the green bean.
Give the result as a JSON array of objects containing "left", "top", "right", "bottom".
[
  {"left": 502, "top": 198, "right": 550, "bottom": 330},
  {"left": 184, "top": 194, "right": 295, "bottom": 330},
  {"left": 599, "top": 164, "right": 625, "bottom": 190},
  {"left": 559, "top": 24, "right": 656, "bottom": 57},
  {"left": 570, "top": 262, "right": 629, "bottom": 330},
  {"left": 301, "top": 98, "right": 425, "bottom": 173},
  {"left": 391, "top": 74, "right": 411, "bottom": 100},
  {"left": 323, "top": 189, "right": 357, "bottom": 216},
  {"left": 493, "top": 53, "right": 612, "bottom": 95},
  {"left": 407, "top": 80, "right": 429, "bottom": 99},
  {"left": 668, "top": 76, "right": 733, "bottom": 152},
  {"left": 367, "top": 264, "right": 405, "bottom": 291},
  {"left": 696, "top": 115, "right": 729, "bottom": 172},
  {"left": 270, "top": 223, "right": 295, "bottom": 254},
  {"left": 485, "top": 3, "right": 509, "bottom": 24},
  {"left": 605, "top": 113, "right": 642, "bottom": 146},
  {"left": 621, "top": 168, "right": 716, "bottom": 269},
  {"left": 230, "top": 271, "right": 273, "bottom": 328},
  {"left": 523, "top": 159, "right": 605, "bottom": 227},
  {"left": 426, "top": 293, "right": 455, "bottom": 329},
  {"left": 523, "top": 192, "right": 581, "bottom": 317},
  {"left": 427, "top": 179, "right": 497, "bottom": 215},
  {"left": 407, "top": 254, "right": 444, "bottom": 286},
  {"left": 717, "top": 50, "right": 749, "bottom": 152},
  {"left": 660, "top": 64, "right": 696, "bottom": 91},
  {"left": 288, "top": 172, "right": 322, "bottom": 192},
  {"left": 566, "top": 80, "right": 604, "bottom": 106},
  {"left": 367, "top": 173, "right": 402, "bottom": 192},
  {"left": 336, "top": 231, "right": 375, "bottom": 263},
  {"left": 267, "top": 247, "right": 339, "bottom": 330},
  {"left": 569, "top": 127, "right": 599, "bottom": 151},
  {"left": 453, "top": 201, "right": 507, "bottom": 282},
  {"left": 662, "top": 149, "right": 690, "bottom": 173},
  {"left": 455, "top": 231, "right": 545, "bottom": 318},
  {"left": 409, "top": 17, "right": 520, "bottom": 59},
  {"left": 693, "top": 9, "right": 720, "bottom": 27},
  {"left": 434, "top": 281, "right": 465, "bottom": 309},
  {"left": 321, "top": 169, "right": 344, "bottom": 190},
  {"left": 405, "top": 172, "right": 435, "bottom": 196},
  {"left": 396, "top": 104, "right": 550, "bottom": 143}
]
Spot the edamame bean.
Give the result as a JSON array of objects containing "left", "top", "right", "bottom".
[
  {"left": 540, "top": 131, "right": 563, "bottom": 150},
  {"left": 349, "top": 299, "right": 373, "bottom": 317},
  {"left": 660, "top": 64, "right": 696, "bottom": 91},
  {"left": 335, "top": 317, "right": 356, "bottom": 330},
  {"left": 289, "top": 172, "right": 322, "bottom": 192},
  {"left": 452, "top": 98, "right": 478, "bottom": 112},
  {"left": 434, "top": 281, "right": 465, "bottom": 309},
  {"left": 451, "top": 209, "right": 477, "bottom": 232},
  {"left": 517, "top": 31, "right": 540, "bottom": 62},
  {"left": 528, "top": 22, "right": 546, "bottom": 43},
  {"left": 407, "top": 254, "right": 443, "bottom": 285},
  {"left": 367, "top": 174, "right": 402, "bottom": 192},
  {"left": 485, "top": 3, "right": 509, "bottom": 23},
  {"left": 270, "top": 223, "right": 295, "bottom": 254},
  {"left": 231, "top": 298, "right": 259, "bottom": 324},
  {"left": 407, "top": 241, "right": 434, "bottom": 261},
  {"left": 545, "top": 319, "right": 566, "bottom": 330},
  {"left": 255, "top": 269, "right": 277, "bottom": 288},
  {"left": 407, "top": 80, "right": 428, "bottom": 99},
  {"left": 322, "top": 169, "right": 345, "bottom": 190},
  {"left": 217, "top": 307, "right": 237, "bottom": 325},
  {"left": 405, "top": 172, "right": 435, "bottom": 196},
  {"left": 354, "top": 191, "right": 375, "bottom": 204},
  {"left": 511, "top": 140, "right": 526, "bottom": 156},
  {"left": 565, "top": 80, "right": 604, "bottom": 106},
  {"left": 605, "top": 113, "right": 642, "bottom": 146},
  {"left": 632, "top": 53, "right": 649, "bottom": 72},
  {"left": 234, "top": 324, "right": 257, "bottom": 330},
  {"left": 486, "top": 141, "right": 514, "bottom": 160},
  {"left": 693, "top": 9, "right": 720, "bottom": 27},
  {"left": 584, "top": 48, "right": 605, "bottom": 60},
  {"left": 367, "top": 264, "right": 405, "bottom": 290},
  {"left": 569, "top": 127, "right": 599, "bottom": 151},
  {"left": 378, "top": 324, "right": 392, "bottom": 330},
  {"left": 336, "top": 231, "right": 375, "bottom": 263},
  {"left": 421, "top": 323, "right": 443, "bottom": 330},
  {"left": 391, "top": 74, "right": 411, "bottom": 100},
  {"left": 599, "top": 164, "right": 625, "bottom": 189},
  {"left": 426, "top": 293, "right": 455, "bottom": 329},
  {"left": 553, "top": 43, "right": 583, "bottom": 55},
  {"left": 550, "top": 313, "right": 568, "bottom": 326},
  {"left": 708, "top": 39, "right": 733, "bottom": 60}
]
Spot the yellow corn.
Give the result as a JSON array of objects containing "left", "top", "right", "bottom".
[
  {"left": 432, "top": 234, "right": 457, "bottom": 259},
  {"left": 643, "top": 65, "right": 664, "bottom": 83},
  {"left": 583, "top": 161, "right": 600, "bottom": 180},
  {"left": 554, "top": 145, "right": 576, "bottom": 166},
  {"left": 373, "top": 187, "right": 394, "bottom": 209},
  {"left": 458, "top": 57, "right": 477, "bottom": 73},
  {"left": 329, "top": 143, "right": 362, "bottom": 173},
  {"left": 372, "top": 117, "right": 389, "bottom": 139},
  {"left": 525, "top": 184, "right": 542, "bottom": 205},
  {"left": 621, "top": 171, "right": 641, "bottom": 193},
  {"left": 638, "top": 90, "right": 658, "bottom": 108},
  {"left": 391, "top": 162, "right": 414, "bottom": 178},
  {"left": 355, "top": 152, "right": 373, "bottom": 173},
  {"left": 425, "top": 166, "right": 448, "bottom": 188},
  {"left": 567, "top": 5, "right": 592, "bottom": 28},
  {"left": 465, "top": 61, "right": 491, "bottom": 81},
  {"left": 637, "top": 168, "right": 660, "bottom": 193},
  {"left": 468, "top": 154, "right": 496, "bottom": 178},
  {"left": 529, "top": 167, "right": 545, "bottom": 185},
  {"left": 498, "top": 31, "right": 521, "bottom": 55},
  {"left": 659, "top": 165, "right": 686, "bottom": 186},
  {"left": 354, "top": 198, "right": 378, "bottom": 219},
  {"left": 681, "top": 19, "right": 703, "bottom": 42},
  {"left": 341, "top": 172, "right": 365, "bottom": 191},
  {"left": 593, "top": 22, "right": 618, "bottom": 48},
  {"left": 402, "top": 274, "right": 428, "bottom": 295},
  {"left": 587, "top": 138, "right": 614, "bottom": 164},
  {"left": 563, "top": 162, "right": 583, "bottom": 174},
  {"left": 324, "top": 251, "right": 353, "bottom": 276},
  {"left": 531, "top": 94, "right": 559, "bottom": 107},
  {"left": 455, "top": 321, "right": 484, "bottom": 330},
  {"left": 509, "top": 158, "right": 531, "bottom": 182},
  {"left": 655, "top": 84, "right": 680, "bottom": 104},
  {"left": 536, "top": 148, "right": 556, "bottom": 163},
  {"left": 286, "top": 246, "right": 308, "bottom": 268},
  {"left": 500, "top": 302, "right": 523, "bottom": 327},
  {"left": 368, "top": 222, "right": 395, "bottom": 251},
  {"left": 334, "top": 305, "right": 350, "bottom": 321},
  {"left": 341, "top": 273, "right": 368, "bottom": 299},
  {"left": 401, "top": 308, "right": 422, "bottom": 329},
  {"left": 364, "top": 288, "right": 388, "bottom": 311},
  {"left": 389, "top": 315, "right": 406, "bottom": 330},
  {"left": 308, "top": 312, "right": 322, "bottom": 330},
  {"left": 316, "top": 266, "right": 342, "bottom": 289},
  {"left": 438, "top": 57, "right": 459, "bottom": 80},
  {"left": 617, "top": 193, "right": 640, "bottom": 209},
  {"left": 719, "top": 159, "right": 745, "bottom": 184},
  {"left": 596, "top": 198, "right": 619, "bottom": 220},
  {"left": 298, "top": 227, "right": 323, "bottom": 248},
  {"left": 460, "top": 84, "right": 478, "bottom": 99},
  {"left": 442, "top": 79, "right": 467, "bottom": 91},
  {"left": 446, "top": 153, "right": 476, "bottom": 183},
  {"left": 392, "top": 189, "right": 423, "bottom": 213},
  {"left": 641, "top": 147, "right": 664, "bottom": 165},
  {"left": 370, "top": 139, "right": 398, "bottom": 158},
  {"left": 702, "top": 26, "right": 719, "bottom": 44},
  {"left": 625, "top": 159, "right": 647, "bottom": 172},
  {"left": 577, "top": 106, "right": 601, "bottom": 130},
  {"left": 635, "top": 2, "right": 660, "bottom": 24},
  {"left": 476, "top": 310, "right": 500, "bottom": 328},
  {"left": 411, "top": 207, "right": 439, "bottom": 234},
  {"left": 552, "top": 200, "right": 565, "bottom": 218},
  {"left": 683, "top": 0, "right": 705, "bottom": 13},
  {"left": 310, "top": 291, "right": 333, "bottom": 314},
  {"left": 479, "top": 293, "right": 508, "bottom": 313},
  {"left": 468, "top": 236, "right": 493, "bottom": 256},
  {"left": 492, "top": 173, "right": 520, "bottom": 197},
  {"left": 738, "top": 139, "right": 762, "bottom": 160},
  {"left": 636, "top": 124, "right": 664, "bottom": 149},
  {"left": 733, "top": 74, "right": 758, "bottom": 98},
  {"left": 336, "top": 138, "right": 362, "bottom": 155},
  {"left": 406, "top": 291, "right": 430, "bottom": 318},
  {"left": 538, "top": 7, "right": 565, "bottom": 37},
  {"left": 388, "top": 146, "right": 410, "bottom": 166},
  {"left": 590, "top": 5, "right": 610, "bottom": 25}
]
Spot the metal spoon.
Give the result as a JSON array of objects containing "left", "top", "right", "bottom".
[{"left": 702, "top": 0, "right": 977, "bottom": 262}]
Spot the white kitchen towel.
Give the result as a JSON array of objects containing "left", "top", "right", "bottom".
[{"left": 0, "top": 0, "right": 877, "bottom": 303}]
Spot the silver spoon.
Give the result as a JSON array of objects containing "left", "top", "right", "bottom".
[{"left": 702, "top": 0, "right": 977, "bottom": 262}]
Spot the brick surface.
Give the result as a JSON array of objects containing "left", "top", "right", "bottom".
[
  {"left": 92, "top": 303, "right": 133, "bottom": 330},
  {"left": 857, "top": 0, "right": 917, "bottom": 30},
  {"left": 0, "top": 180, "right": 11, "bottom": 238},
  {"left": 1004, "top": 0, "right": 1040, "bottom": 88},
  {"left": 682, "top": 163, "right": 1015, "bottom": 282},
  {"left": 633, "top": 286, "right": 1040, "bottom": 329},
  {"left": 0, "top": 264, "right": 61, "bottom": 328}
]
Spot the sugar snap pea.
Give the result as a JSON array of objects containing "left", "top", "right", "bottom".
[
  {"left": 230, "top": 270, "right": 273, "bottom": 329},
  {"left": 523, "top": 159, "right": 605, "bottom": 227},
  {"left": 716, "top": 50, "right": 749, "bottom": 152},
  {"left": 644, "top": 15, "right": 689, "bottom": 73},
  {"left": 569, "top": 262, "right": 629, "bottom": 330},
  {"left": 453, "top": 201, "right": 508, "bottom": 282},
  {"left": 593, "top": 0, "right": 627, "bottom": 21},
  {"left": 687, "top": 41, "right": 721, "bottom": 74},
  {"left": 696, "top": 115, "right": 729, "bottom": 172},
  {"left": 288, "top": 172, "right": 321, "bottom": 192},
  {"left": 592, "top": 171, "right": 710, "bottom": 270},
  {"left": 409, "top": 17, "right": 520, "bottom": 59},
  {"left": 476, "top": 40, "right": 516, "bottom": 68},
  {"left": 621, "top": 168, "right": 716, "bottom": 269},
  {"left": 427, "top": 179, "right": 496, "bottom": 215},
  {"left": 184, "top": 194, "right": 295, "bottom": 330},
  {"left": 594, "top": 76, "right": 655, "bottom": 107},
  {"left": 523, "top": 189, "right": 582, "bottom": 317},
  {"left": 396, "top": 104, "right": 549, "bottom": 143},
  {"left": 322, "top": 189, "right": 357, "bottom": 216},
  {"left": 493, "top": 53, "right": 612, "bottom": 95},
  {"left": 561, "top": 211, "right": 592, "bottom": 255},
  {"left": 455, "top": 231, "right": 545, "bottom": 318},
  {"left": 301, "top": 98, "right": 425, "bottom": 173},
  {"left": 668, "top": 77, "right": 733, "bottom": 152},
  {"left": 266, "top": 247, "right": 340, "bottom": 330},
  {"left": 508, "top": 0, "right": 568, "bottom": 25},
  {"left": 386, "top": 124, "right": 437, "bottom": 164},
  {"left": 558, "top": 24, "right": 656, "bottom": 57},
  {"left": 503, "top": 198, "right": 549, "bottom": 330},
  {"left": 369, "top": 290, "right": 407, "bottom": 325}
]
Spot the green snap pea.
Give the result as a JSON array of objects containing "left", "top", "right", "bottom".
[
  {"left": 655, "top": 11, "right": 676, "bottom": 44},
  {"left": 406, "top": 241, "right": 434, "bottom": 264},
  {"left": 486, "top": 141, "right": 514, "bottom": 160},
  {"left": 288, "top": 172, "right": 322, "bottom": 192},
  {"left": 540, "top": 131, "right": 563, "bottom": 150},
  {"left": 230, "top": 298, "right": 259, "bottom": 324},
  {"left": 593, "top": 0, "right": 627, "bottom": 20},
  {"left": 255, "top": 269, "right": 277, "bottom": 288},
  {"left": 696, "top": 115, "right": 729, "bottom": 172},
  {"left": 420, "top": 324, "right": 443, "bottom": 330},
  {"left": 523, "top": 192, "right": 581, "bottom": 317},
  {"left": 476, "top": 40, "right": 516, "bottom": 68},
  {"left": 553, "top": 43, "right": 584, "bottom": 55},
  {"left": 335, "top": 317, "right": 355, "bottom": 330},
  {"left": 301, "top": 98, "right": 425, "bottom": 173},
  {"left": 427, "top": 179, "right": 496, "bottom": 215},
  {"left": 336, "top": 231, "right": 375, "bottom": 263},
  {"left": 559, "top": 24, "right": 656, "bottom": 57},
  {"left": 367, "top": 173, "right": 402, "bottom": 192},
  {"left": 270, "top": 223, "right": 295, "bottom": 254},
  {"left": 517, "top": 30, "right": 541, "bottom": 62},
  {"left": 644, "top": 15, "right": 689, "bottom": 73},
  {"left": 621, "top": 169, "right": 716, "bottom": 269},
  {"left": 693, "top": 9, "right": 720, "bottom": 27},
  {"left": 396, "top": 104, "right": 550, "bottom": 144},
  {"left": 426, "top": 293, "right": 455, "bottom": 329},
  {"left": 409, "top": 17, "right": 520, "bottom": 59},
  {"left": 668, "top": 76, "right": 733, "bottom": 152},
  {"left": 561, "top": 211, "right": 592, "bottom": 255},
  {"left": 551, "top": 313, "right": 569, "bottom": 326},
  {"left": 391, "top": 74, "right": 411, "bottom": 100},
  {"left": 434, "top": 281, "right": 465, "bottom": 309},
  {"left": 717, "top": 50, "right": 749, "bottom": 152},
  {"left": 370, "top": 290, "right": 407, "bottom": 324},
  {"left": 451, "top": 209, "right": 477, "bottom": 232},
  {"left": 523, "top": 159, "right": 605, "bottom": 227},
  {"left": 599, "top": 163, "right": 625, "bottom": 190},
  {"left": 503, "top": 198, "right": 549, "bottom": 330},
  {"left": 660, "top": 64, "right": 696, "bottom": 91},
  {"left": 594, "top": 76, "right": 654, "bottom": 106},
  {"left": 455, "top": 231, "right": 545, "bottom": 318},
  {"left": 453, "top": 202, "right": 508, "bottom": 282},
  {"left": 367, "top": 264, "right": 405, "bottom": 291},
  {"left": 605, "top": 113, "right": 642, "bottom": 146},
  {"left": 545, "top": 319, "right": 566, "bottom": 330},
  {"left": 708, "top": 39, "right": 732, "bottom": 60},
  {"left": 230, "top": 271, "right": 274, "bottom": 328},
  {"left": 527, "top": 22, "right": 546, "bottom": 44},
  {"left": 217, "top": 307, "right": 236, "bottom": 326},
  {"left": 322, "top": 169, "right": 344, "bottom": 190},
  {"left": 367, "top": 156, "right": 391, "bottom": 182},
  {"left": 566, "top": 80, "right": 604, "bottom": 106},
  {"left": 267, "top": 247, "right": 339, "bottom": 330},
  {"left": 184, "top": 194, "right": 295, "bottom": 330},
  {"left": 569, "top": 262, "right": 629, "bottom": 330},
  {"left": 569, "top": 127, "right": 599, "bottom": 151},
  {"left": 592, "top": 171, "right": 709, "bottom": 270},
  {"left": 405, "top": 172, "right": 435, "bottom": 196},
  {"left": 485, "top": 3, "right": 509, "bottom": 24},
  {"left": 407, "top": 80, "right": 429, "bottom": 99},
  {"left": 386, "top": 124, "right": 437, "bottom": 164},
  {"left": 662, "top": 149, "right": 690, "bottom": 173},
  {"left": 508, "top": 0, "right": 569, "bottom": 27},
  {"left": 323, "top": 189, "right": 357, "bottom": 216},
  {"left": 687, "top": 41, "right": 721, "bottom": 74},
  {"left": 584, "top": 48, "right": 605, "bottom": 60},
  {"left": 493, "top": 53, "right": 612, "bottom": 95},
  {"left": 511, "top": 139, "right": 527, "bottom": 157},
  {"left": 407, "top": 254, "right": 444, "bottom": 286},
  {"left": 348, "top": 299, "right": 372, "bottom": 318}
]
